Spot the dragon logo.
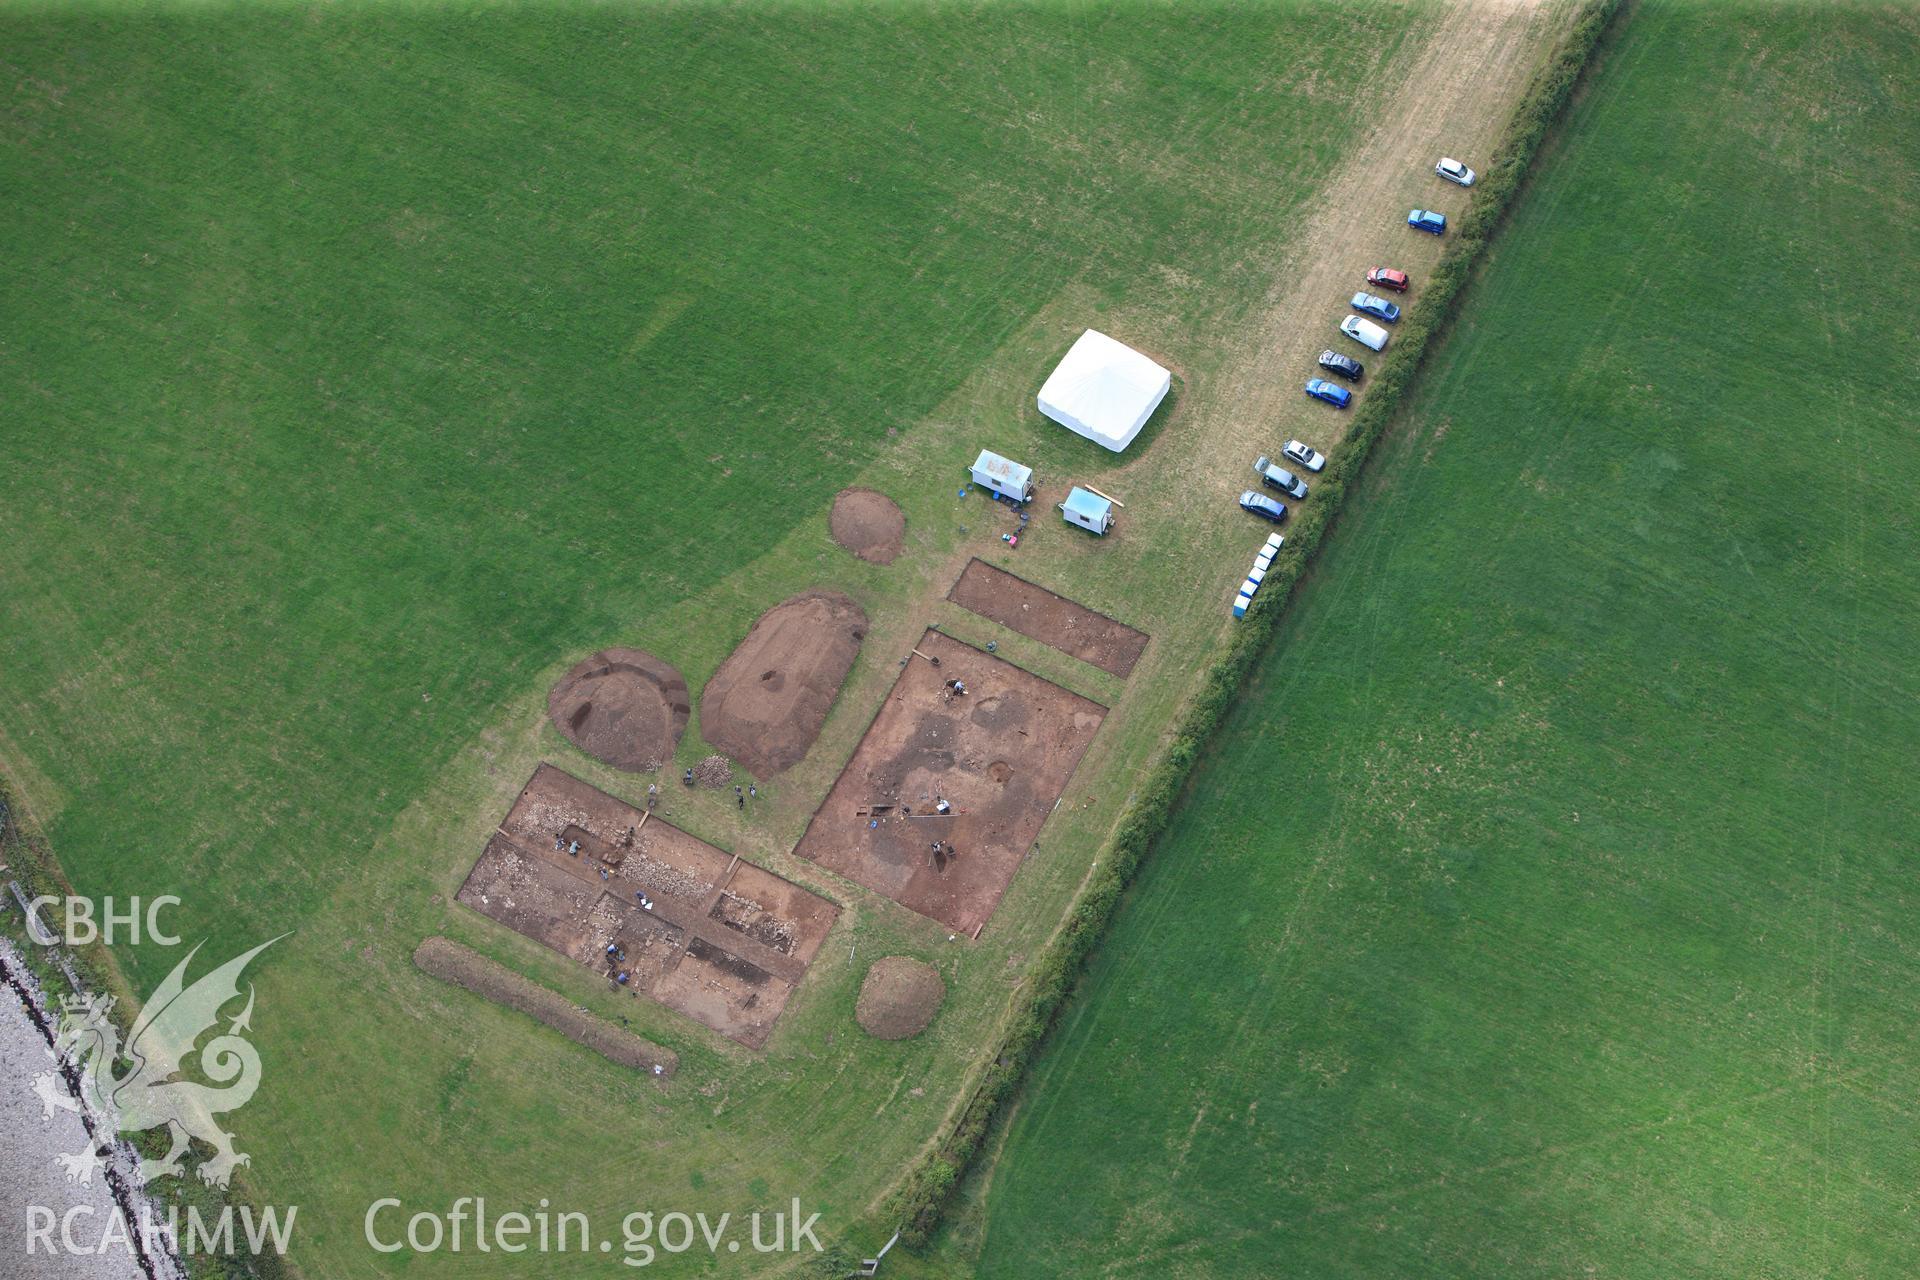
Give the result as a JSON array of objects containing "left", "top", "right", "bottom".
[{"left": 33, "top": 936, "right": 285, "bottom": 1188}]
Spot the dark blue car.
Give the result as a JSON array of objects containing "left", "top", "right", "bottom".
[
  {"left": 1318, "top": 349, "right": 1364, "bottom": 381},
  {"left": 1239, "top": 490, "right": 1288, "bottom": 524},
  {"left": 1408, "top": 209, "right": 1446, "bottom": 235},
  {"left": 1305, "top": 377, "right": 1352, "bottom": 409}
]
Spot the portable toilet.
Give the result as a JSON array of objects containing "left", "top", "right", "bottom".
[
  {"left": 1060, "top": 486, "right": 1114, "bottom": 535},
  {"left": 970, "top": 449, "right": 1035, "bottom": 503},
  {"left": 1232, "top": 590, "right": 1253, "bottom": 619}
]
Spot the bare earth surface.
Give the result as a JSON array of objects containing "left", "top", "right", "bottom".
[
  {"left": 829, "top": 487, "right": 907, "bottom": 565},
  {"left": 700, "top": 590, "right": 868, "bottom": 779},
  {"left": 546, "top": 648, "right": 690, "bottom": 773},
  {"left": 855, "top": 956, "right": 945, "bottom": 1041},
  {"left": 793, "top": 629, "right": 1105, "bottom": 936},
  {"left": 457, "top": 764, "right": 838, "bottom": 1048},
  {"left": 413, "top": 936, "right": 677, "bottom": 1077},
  {"left": 947, "top": 558, "right": 1149, "bottom": 677}
]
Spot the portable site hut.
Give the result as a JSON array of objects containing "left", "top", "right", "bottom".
[
  {"left": 1037, "top": 330, "right": 1171, "bottom": 453},
  {"left": 1060, "top": 486, "right": 1114, "bottom": 536},
  {"left": 970, "top": 449, "right": 1035, "bottom": 503}
]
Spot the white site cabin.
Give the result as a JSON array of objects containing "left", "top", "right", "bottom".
[
  {"left": 1060, "top": 486, "right": 1114, "bottom": 535},
  {"left": 1037, "top": 330, "right": 1170, "bottom": 453},
  {"left": 969, "top": 449, "right": 1035, "bottom": 502}
]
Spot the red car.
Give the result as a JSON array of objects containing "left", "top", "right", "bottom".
[{"left": 1367, "top": 267, "right": 1410, "bottom": 292}]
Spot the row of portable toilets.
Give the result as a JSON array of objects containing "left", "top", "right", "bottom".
[{"left": 1232, "top": 532, "right": 1285, "bottom": 618}]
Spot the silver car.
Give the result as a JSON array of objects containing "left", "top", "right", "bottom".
[
  {"left": 1254, "top": 456, "right": 1308, "bottom": 500},
  {"left": 1436, "top": 156, "right": 1476, "bottom": 186},
  {"left": 1282, "top": 439, "right": 1326, "bottom": 473}
]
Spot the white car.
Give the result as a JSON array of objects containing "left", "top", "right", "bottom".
[
  {"left": 1341, "top": 315, "right": 1389, "bottom": 352},
  {"left": 1436, "top": 156, "right": 1476, "bottom": 186},
  {"left": 1282, "top": 439, "right": 1325, "bottom": 473}
]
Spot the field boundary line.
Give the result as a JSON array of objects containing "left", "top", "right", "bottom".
[{"left": 879, "top": 0, "right": 1630, "bottom": 1250}]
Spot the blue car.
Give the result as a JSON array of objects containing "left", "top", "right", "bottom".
[
  {"left": 1350, "top": 292, "right": 1401, "bottom": 323},
  {"left": 1304, "top": 377, "right": 1352, "bottom": 409},
  {"left": 1408, "top": 209, "right": 1447, "bottom": 235},
  {"left": 1239, "top": 490, "right": 1288, "bottom": 524}
]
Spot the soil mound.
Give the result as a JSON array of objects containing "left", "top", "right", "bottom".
[
  {"left": 702, "top": 591, "right": 866, "bottom": 779},
  {"left": 414, "top": 937, "right": 676, "bottom": 1078},
  {"left": 855, "top": 957, "right": 944, "bottom": 1040},
  {"left": 547, "top": 648, "right": 689, "bottom": 772},
  {"left": 829, "top": 488, "right": 906, "bottom": 565}
]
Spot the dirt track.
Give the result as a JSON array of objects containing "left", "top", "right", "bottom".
[{"left": 1132, "top": 0, "right": 1564, "bottom": 508}]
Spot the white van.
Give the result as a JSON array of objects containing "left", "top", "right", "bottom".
[{"left": 1341, "top": 315, "right": 1389, "bottom": 352}]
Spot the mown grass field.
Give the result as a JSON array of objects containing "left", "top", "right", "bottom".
[
  {"left": 961, "top": 3, "right": 1920, "bottom": 1276},
  {"left": 0, "top": 3, "right": 1502, "bottom": 1274}
]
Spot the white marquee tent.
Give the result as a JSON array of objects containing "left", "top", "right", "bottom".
[{"left": 1036, "top": 329, "right": 1171, "bottom": 453}]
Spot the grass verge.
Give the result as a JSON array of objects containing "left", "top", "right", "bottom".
[{"left": 886, "top": 0, "right": 1625, "bottom": 1247}]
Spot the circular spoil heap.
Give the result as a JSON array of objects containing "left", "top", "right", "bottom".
[
  {"left": 855, "top": 956, "right": 945, "bottom": 1040},
  {"left": 828, "top": 487, "right": 906, "bottom": 565},
  {"left": 546, "top": 649, "right": 690, "bottom": 772}
]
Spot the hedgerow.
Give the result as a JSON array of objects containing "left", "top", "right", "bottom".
[{"left": 886, "top": 0, "right": 1626, "bottom": 1247}]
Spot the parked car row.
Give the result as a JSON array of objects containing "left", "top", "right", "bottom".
[
  {"left": 1407, "top": 160, "right": 1468, "bottom": 238},
  {"left": 1237, "top": 440, "right": 1325, "bottom": 524},
  {"left": 1241, "top": 156, "right": 1469, "bottom": 535}
]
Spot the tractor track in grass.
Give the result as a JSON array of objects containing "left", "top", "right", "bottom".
[{"left": 930, "top": 0, "right": 1579, "bottom": 1251}]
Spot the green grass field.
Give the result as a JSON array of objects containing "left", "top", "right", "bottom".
[
  {"left": 961, "top": 4, "right": 1920, "bottom": 1276},
  {"left": 0, "top": 0, "right": 1406, "bottom": 925},
  {"left": 0, "top": 3, "right": 1488, "bottom": 1274}
]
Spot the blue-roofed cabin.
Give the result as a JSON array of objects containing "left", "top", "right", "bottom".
[{"left": 1060, "top": 486, "right": 1114, "bottom": 535}]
